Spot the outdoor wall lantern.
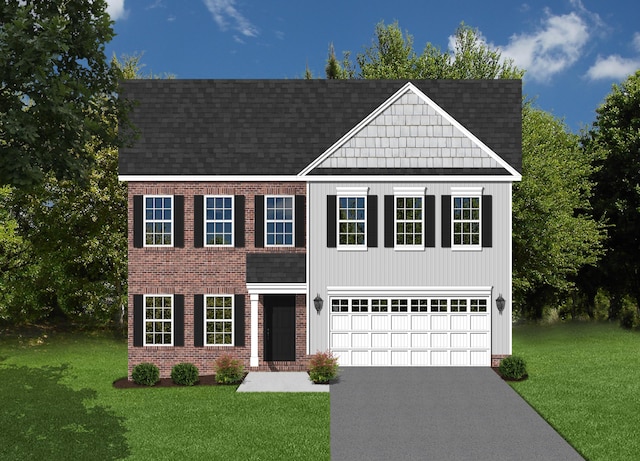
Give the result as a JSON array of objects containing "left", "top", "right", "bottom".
[
  {"left": 496, "top": 294, "right": 506, "bottom": 314},
  {"left": 314, "top": 294, "right": 324, "bottom": 314}
]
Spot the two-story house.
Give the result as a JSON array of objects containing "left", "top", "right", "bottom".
[{"left": 118, "top": 79, "right": 522, "bottom": 378}]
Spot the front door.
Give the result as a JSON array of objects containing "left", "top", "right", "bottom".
[{"left": 264, "top": 295, "right": 296, "bottom": 361}]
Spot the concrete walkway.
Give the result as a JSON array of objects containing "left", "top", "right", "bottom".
[
  {"left": 331, "top": 368, "right": 584, "bottom": 461},
  {"left": 236, "top": 372, "right": 330, "bottom": 392}
]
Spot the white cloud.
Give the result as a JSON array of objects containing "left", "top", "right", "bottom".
[
  {"left": 500, "top": 11, "right": 590, "bottom": 82},
  {"left": 106, "top": 0, "right": 127, "bottom": 21},
  {"left": 586, "top": 55, "right": 640, "bottom": 81},
  {"left": 203, "top": 0, "right": 258, "bottom": 38},
  {"left": 633, "top": 32, "right": 640, "bottom": 52}
]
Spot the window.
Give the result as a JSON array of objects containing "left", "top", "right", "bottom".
[
  {"left": 205, "top": 295, "right": 234, "bottom": 345},
  {"left": 266, "top": 196, "right": 294, "bottom": 246},
  {"left": 470, "top": 299, "right": 487, "bottom": 312},
  {"left": 430, "top": 299, "right": 448, "bottom": 312},
  {"left": 145, "top": 196, "right": 173, "bottom": 246},
  {"left": 450, "top": 299, "right": 468, "bottom": 312},
  {"left": 396, "top": 197, "right": 423, "bottom": 247},
  {"left": 352, "top": 299, "right": 369, "bottom": 312},
  {"left": 371, "top": 299, "right": 388, "bottom": 312},
  {"left": 205, "top": 196, "right": 233, "bottom": 246},
  {"left": 411, "top": 299, "right": 429, "bottom": 312},
  {"left": 338, "top": 197, "right": 366, "bottom": 246},
  {"left": 144, "top": 295, "right": 173, "bottom": 346},
  {"left": 331, "top": 299, "right": 349, "bottom": 312},
  {"left": 452, "top": 196, "right": 481, "bottom": 247},
  {"left": 391, "top": 299, "right": 408, "bottom": 312}
]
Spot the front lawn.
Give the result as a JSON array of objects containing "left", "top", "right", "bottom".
[
  {"left": 510, "top": 322, "right": 640, "bottom": 461},
  {"left": 0, "top": 331, "right": 329, "bottom": 460}
]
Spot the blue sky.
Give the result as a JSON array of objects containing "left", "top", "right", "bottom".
[{"left": 105, "top": 0, "right": 640, "bottom": 133}]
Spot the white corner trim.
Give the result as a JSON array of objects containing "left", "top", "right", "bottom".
[
  {"left": 335, "top": 186, "right": 369, "bottom": 196},
  {"left": 246, "top": 283, "right": 307, "bottom": 295},
  {"left": 393, "top": 186, "right": 426, "bottom": 196},
  {"left": 250, "top": 293, "right": 259, "bottom": 367},
  {"left": 450, "top": 186, "right": 484, "bottom": 195}
]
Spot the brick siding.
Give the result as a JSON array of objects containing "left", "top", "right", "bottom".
[{"left": 127, "top": 182, "right": 310, "bottom": 378}]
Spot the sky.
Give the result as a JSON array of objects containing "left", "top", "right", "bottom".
[{"left": 104, "top": 0, "right": 640, "bottom": 133}]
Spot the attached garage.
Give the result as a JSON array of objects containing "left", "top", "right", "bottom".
[{"left": 329, "top": 288, "right": 491, "bottom": 366}]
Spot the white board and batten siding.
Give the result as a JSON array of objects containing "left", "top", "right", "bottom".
[{"left": 307, "top": 182, "right": 513, "bottom": 365}]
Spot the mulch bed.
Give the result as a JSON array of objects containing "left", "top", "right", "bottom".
[
  {"left": 113, "top": 374, "right": 246, "bottom": 389},
  {"left": 492, "top": 367, "right": 528, "bottom": 382}
]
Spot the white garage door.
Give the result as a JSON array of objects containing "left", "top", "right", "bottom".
[{"left": 329, "top": 293, "right": 491, "bottom": 366}]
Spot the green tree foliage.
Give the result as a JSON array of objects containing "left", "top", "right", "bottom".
[
  {"left": 316, "top": 21, "right": 603, "bottom": 319},
  {"left": 324, "top": 21, "right": 524, "bottom": 80},
  {"left": 514, "top": 104, "right": 604, "bottom": 318},
  {"left": 582, "top": 70, "right": 640, "bottom": 318},
  {"left": 0, "top": 55, "right": 149, "bottom": 326},
  {"left": 0, "top": 0, "right": 121, "bottom": 189}
]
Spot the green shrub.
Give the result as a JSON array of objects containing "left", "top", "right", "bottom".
[
  {"left": 308, "top": 350, "right": 339, "bottom": 384},
  {"left": 171, "top": 362, "right": 199, "bottom": 386},
  {"left": 618, "top": 297, "right": 640, "bottom": 329},
  {"left": 214, "top": 355, "right": 244, "bottom": 384},
  {"left": 498, "top": 355, "right": 527, "bottom": 380},
  {"left": 132, "top": 362, "right": 160, "bottom": 386}
]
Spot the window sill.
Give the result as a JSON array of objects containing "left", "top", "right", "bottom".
[
  {"left": 336, "top": 245, "right": 368, "bottom": 252},
  {"left": 451, "top": 246, "right": 483, "bottom": 252},
  {"left": 394, "top": 246, "right": 425, "bottom": 252}
]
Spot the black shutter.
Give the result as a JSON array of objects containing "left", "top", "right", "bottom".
[
  {"left": 174, "top": 294, "right": 184, "bottom": 347},
  {"left": 254, "top": 195, "right": 264, "bottom": 248},
  {"left": 133, "top": 196, "right": 144, "bottom": 248},
  {"left": 194, "top": 295, "right": 204, "bottom": 347},
  {"left": 441, "top": 195, "right": 451, "bottom": 248},
  {"left": 384, "top": 195, "right": 395, "bottom": 248},
  {"left": 234, "top": 294, "right": 245, "bottom": 347},
  {"left": 133, "top": 295, "right": 144, "bottom": 347},
  {"left": 295, "top": 195, "right": 306, "bottom": 248},
  {"left": 367, "top": 195, "right": 378, "bottom": 248},
  {"left": 234, "top": 195, "right": 245, "bottom": 248},
  {"left": 174, "top": 195, "right": 184, "bottom": 248},
  {"left": 482, "top": 195, "right": 493, "bottom": 248},
  {"left": 194, "top": 195, "right": 204, "bottom": 248},
  {"left": 425, "top": 195, "right": 436, "bottom": 248},
  {"left": 327, "top": 195, "right": 337, "bottom": 248}
]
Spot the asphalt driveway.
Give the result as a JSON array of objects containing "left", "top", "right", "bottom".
[{"left": 330, "top": 367, "right": 584, "bottom": 460}]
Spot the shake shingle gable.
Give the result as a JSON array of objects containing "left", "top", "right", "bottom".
[{"left": 118, "top": 79, "right": 521, "bottom": 176}]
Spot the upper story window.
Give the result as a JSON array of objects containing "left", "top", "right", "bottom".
[
  {"left": 396, "top": 196, "right": 423, "bottom": 248},
  {"left": 265, "top": 196, "right": 294, "bottom": 246},
  {"left": 338, "top": 197, "right": 366, "bottom": 246},
  {"left": 145, "top": 196, "right": 173, "bottom": 246},
  {"left": 452, "top": 196, "right": 481, "bottom": 248},
  {"left": 205, "top": 196, "right": 234, "bottom": 246},
  {"left": 144, "top": 295, "right": 173, "bottom": 346}
]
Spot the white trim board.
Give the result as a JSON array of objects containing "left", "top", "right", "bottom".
[{"left": 119, "top": 174, "right": 521, "bottom": 183}]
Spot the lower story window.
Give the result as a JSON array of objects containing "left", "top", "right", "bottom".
[
  {"left": 144, "top": 295, "right": 173, "bottom": 346},
  {"left": 205, "top": 295, "right": 234, "bottom": 345}
]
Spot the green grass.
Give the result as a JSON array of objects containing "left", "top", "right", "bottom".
[
  {"left": 0, "top": 331, "right": 329, "bottom": 460},
  {"left": 510, "top": 322, "right": 640, "bottom": 461}
]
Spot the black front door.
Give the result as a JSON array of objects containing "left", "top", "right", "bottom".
[{"left": 264, "top": 295, "right": 296, "bottom": 361}]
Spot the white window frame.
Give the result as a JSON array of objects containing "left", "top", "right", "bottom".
[
  {"left": 395, "top": 196, "right": 425, "bottom": 250},
  {"left": 336, "top": 186, "right": 368, "bottom": 250},
  {"left": 451, "top": 187, "right": 482, "bottom": 251},
  {"left": 204, "top": 295, "right": 234, "bottom": 346},
  {"left": 204, "top": 195, "right": 234, "bottom": 247},
  {"left": 143, "top": 195, "right": 173, "bottom": 247},
  {"left": 265, "top": 195, "right": 295, "bottom": 247},
  {"left": 143, "top": 294, "right": 174, "bottom": 346}
]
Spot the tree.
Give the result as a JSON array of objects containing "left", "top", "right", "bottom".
[
  {"left": 315, "top": 21, "right": 604, "bottom": 319},
  {"left": 582, "top": 70, "right": 640, "bottom": 318},
  {"left": 514, "top": 104, "right": 604, "bottom": 318},
  {"left": 324, "top": 21, "right": 524, "bottom": 80},
  {"left": 0, "top": 0, "right": 121, "bottom": 189}
]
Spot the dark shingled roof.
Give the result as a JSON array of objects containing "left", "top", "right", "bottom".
[
  {"left": 246, "top": 253, "right": 306, "bottom": 284},
  {"left": 118, "top": 79, "right": 522, "bottom": 176}
]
